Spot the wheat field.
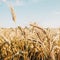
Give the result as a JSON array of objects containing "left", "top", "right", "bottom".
[{"left": 0, "top": 23, "right": 60, "bottom": 60}]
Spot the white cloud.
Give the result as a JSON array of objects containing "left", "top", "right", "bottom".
[
  {"left": 0, "top": 0, "right": 25, "bottom": 6},
  {"left": 2, "top": 0, "right": 6, "bottom": 2},
  {"left": 0, "top": 0, "right": 6, "bottom": 2},
  {"left": 0, "top": 0, "right": 40, "bottom": 6},
  {"left": 52, "top": 11, "right": 60, "bottom": 15},
  {"left": 55, "top": 11, "right": 60, "bottom": 15}
]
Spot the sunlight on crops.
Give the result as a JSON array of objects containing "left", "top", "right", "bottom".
[{"left": 0, "top": 23, "right": 60, "bottom": 60}]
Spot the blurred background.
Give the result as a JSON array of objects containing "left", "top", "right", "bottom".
[{"left": 0, "top": 0, "right": 60, "bottom": 28}]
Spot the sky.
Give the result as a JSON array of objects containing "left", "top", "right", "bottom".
[{"left": 0, "top": 0, "right": 60, "bottom": 28}]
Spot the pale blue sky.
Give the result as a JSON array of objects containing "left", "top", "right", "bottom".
[{"left": 0, "top": 0, "right": 60, "bottom": 28}]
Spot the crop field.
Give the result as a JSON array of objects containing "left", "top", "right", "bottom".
[
  {"left": 0, "top": 0, "right": 60, "bottom": 59},
  {"left": 0, "top": 23, "right": 60, "bottom": 60}
]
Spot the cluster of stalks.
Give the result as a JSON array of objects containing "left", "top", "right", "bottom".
[{"left": 0, "top": 23, "right": 60, "bottom": 60}]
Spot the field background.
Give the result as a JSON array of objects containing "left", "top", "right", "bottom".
[{"left": 0, "top": 25, "right": 60, "bottom": 60}]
